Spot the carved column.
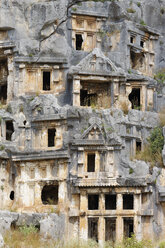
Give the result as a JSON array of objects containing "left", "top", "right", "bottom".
[
  {"left": 73, "top": 75, "right": 80, "bottom": 106},
  {"left": 5, "top": 51, "right": 14, "bottom": 102},
  {"left": 98, "top": 217, "right": 105, "bottom": 247},
  {"left": 134, "top": 194, "right": 142, "bottom": 240},
  {"left": 79, "top": 190, "right": 88, "bottom": 240},
  {"left": 116, "top": 194, "right": 123, "bottom": 241},
  {"left": 116, "top": 216, "right": 123, "bottom": 241},
  {"left": 141, "top": 85, "right": 146, "bottom": 111}
]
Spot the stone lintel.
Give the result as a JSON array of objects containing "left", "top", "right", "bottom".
[
  {"left": 31, "top": 114, "right": 67, "bottom": 122},
  {"left": 71, "top": 10, "right": 108, "bottom": 18},
  {"left": 11, "top": 151, "right": 69, "bottom": 161},
  {"left": 14, "top": 56, "right": 68, "bottom": 64}
]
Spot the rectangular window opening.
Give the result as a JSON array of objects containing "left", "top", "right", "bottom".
[
  {"left": 123, "top": 194, "right": 134, "bottom": 209},
  {"left": 105, "top": 218, "right": 116, "bottom": 242},
  {"left": 88, "top": 194, "right": 99, "bottom": 210},
  {"left": 140, "top": 40, "right": 144, "bottom": 48},
  {"left": 41, "top": 185, "right": 58, "bottom": 205},
  {"left": 124, "top": 218, "right": 134, "bottom": 238},
  {"left": 48, "top": 128, "right": 56, "bottom": 147},
  {"left": 87, "top": 153, "right": 95, "bottom": 172},
  {"left": 130, "top": 36, "right": 135, "bottom": 44},
  {"left": 105, "top": 194, "right": 116, "bottom": 210},
  {"left": 128, "top": 88, "right": 140, "bottom": 110},
  {"left": 130, "top": 50, "right": 145, "bottom": 71},
  {"left": 76, "top": 34, "right": 83, "bottom": 50},
  {"left": 88, "top": 218, "right": 98, "bottom": 242},
  {"left": 6, "top": 121, "right": 14, "bottom": 141},
  {"left": 0, "top": 59, "right": 8, "bottom": 104},
  {"left": 43, "top": 71, "right": 50, "bottom": 91},
  {"left": 0, "top": 84, "right": 7, "bottom": 104},
  {"left": 80, "top": 89, "right": 97, "bottom": 107},
  {"left": 136, "top": 141, "right": 142, "bottom": 152}
]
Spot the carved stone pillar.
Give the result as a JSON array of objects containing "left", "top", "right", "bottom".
[
  {"left": 79, "top": 190, "right": 88, "bottom": 240},
  {"left": 98, "top": 217, "right": 105, "bottom": 246},
  {"left": 134, "top": 194, "right": 142, "bottom": 240},
  {"left": 73, "top": 75, "right": 80, "bottom": 106}
]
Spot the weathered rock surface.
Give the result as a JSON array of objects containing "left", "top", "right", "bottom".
[
  {"left": 0, "top": 0, "right": 165, "bottom": 244},
  {"left": 40, "top": 214, "right": 66, "bottom": 240},
  {"left": 0, "top": 233, "right": 4, "bottom": 248}
]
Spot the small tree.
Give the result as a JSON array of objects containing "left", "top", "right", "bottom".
[{"left": 148, "top": 127, "right": 164, "bottom": 156}]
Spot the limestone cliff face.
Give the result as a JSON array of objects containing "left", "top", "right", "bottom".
[{"left": 0, "top": 0, "right": 165, "bottom": 244}]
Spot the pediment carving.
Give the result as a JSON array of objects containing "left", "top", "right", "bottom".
[
  {"left": 69, "top": 48, "right": 125, "bottom": 76},
  {"left": 81, "top": 123, "right": 104, "bottom": 141}
]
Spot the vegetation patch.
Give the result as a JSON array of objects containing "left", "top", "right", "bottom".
[
  {"left": 140, "top": 19, "right": 146, "bottom": 26},
  {"left": 129, "top": 168, "right": 134, "bottom": 174},
  {"left": 127, "top": 8, "right": 136, "bottom": 13},
  {"left": 159, "top": 241, "right": 165, "bottom": 248},
  {"left": 135, "top": 127, "right": 164, "bottom": 167},
  {"left": 6, "top": 104, "right": 12, "bottom": 114},
  {"left": 159, "top": 108, "right": 165, "bottom": 127},
  {"left": 120, "top": 101, "right": 129, "bottom": 115},
  {"left": 154, "top": 68, "right": 165, "bottom": 84},
  {"left": 3, "top": 233, "right": 155, "bottom": 248}
]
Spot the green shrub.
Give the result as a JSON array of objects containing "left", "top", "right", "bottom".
[
  {"left": 0, "top": 145, "right": 5, "bottom": 151},
  {"left": 137, "top": 2, "right": 141, "bottom": 7},
  {"left": 6, "top": 104, "right": 12, "bottom": 114},
  {"left": 154, "top": 68, "right": 165, "bottom": 84},
  {"left": 140, "top": 20, "right": 146, "bottom": 26},
  {"left": 159, "top": 241, "right": 165, "bottom": 248},
  {"left": 127, "top": 8, "right": 136, "bottom": 13},
  {"left": 129, "top": 168, "right": 134, "bottom": 174},
  {"left": 135, "top": 127, "right": 164, "bottom": 167},
  {"left": 121, "top": 235, "right": 152, "bottom": 248},
  {"left": 148, "top": 127, "right": 164, "bottom": 156},
  {"left": 19, "top": 224, "right": 38, "bottom": 235}
]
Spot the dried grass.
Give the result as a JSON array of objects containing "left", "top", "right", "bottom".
[
  {"left": 120, "top": 101, "right": 129, "bottom": 115},
  {"left": 135, "top": 145, "right": 164, "bottom": 167},
  {"left": 4, "top": 229, "right": 56, "bottom": 248},
  {"left": 3, "top": 230, "right": 164, "bottom": 248},
  {"left": 159, "top": 108, "right": 165, "bottom": 127}
]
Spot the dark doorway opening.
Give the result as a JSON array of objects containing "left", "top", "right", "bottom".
[
  {"left": 136, "top": 141, "right": 142, "bottom": 152},
  {"left": 80, "top": 89, "right": 97, "bottom": 107},
  {"left": 130, "top": 50, "right": 145, "bottom": 70},
  {"left": 88, "top": 218, "right": 98, "bottom": 242},
  {"left": 123, "top": 194, "right": 134, "bottom": 209},
  {"left": 129, "top": 88, "right": 140, "bottom": 109},
  {"left": 76, "top": 34, "right": 83, "bottom": 50},
  {"left": 6, "top": 121, "right": 14, "bottom": 141},
  {"left": 43, "top": 71, "right": 50, "bottom": 91},
  {"left": 105, "top": 194, "right": 116, "bottom": 210},
  {"left": 105, "top": 218, "right": 116, "bottom": 242},
  {"left": 41, "top": 185, "right": 58, "bottom": 205},
  {"left": 140, "top": 40, "right": 144, "bottom": 48},
  {"left": 0, "top": 84, "right": 7, "bottom": 104},
  {"left": 124, "top": 218, "right": 134, "bottom": 238},
  {"left": 87, "top": 153, "right": 95, "bottom": 172},
  {"left": 88, "top": 194, "right": 99, "bottom": 210},
  {"left": 130, "top": 36, "right": 135, "bottom": 44},
  {"left": 48, "top": 129, "right": 56, "bottom": 147},
  {"left": 10, "top": 191, "right": 14, "bottom": 200},
  {"left": 80, "top": 89, "right": 88, "bottom": 106},
  {"left": 0, "top": 59, "right": 8, "bottom": 104}
]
